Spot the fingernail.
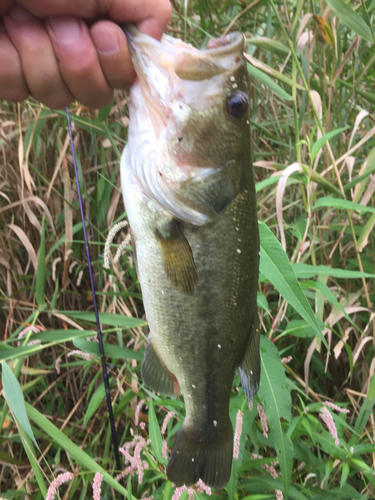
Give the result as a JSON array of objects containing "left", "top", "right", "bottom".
[
  {"left": 8, "top": 6, "right": 34, "bottom": 22},
  {"left": 91, "top": 28, "right": 120, "bottom": 56},
  {"left": 48, "top": 17, "right": 82, "bottom": 44}
]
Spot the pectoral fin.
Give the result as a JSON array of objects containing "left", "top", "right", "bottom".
[
  {"left": 155, "top": 220, "right": 197, "bottom": 294},
  {"left": 141, "top": 340, "right": 180, "bottom": 397},
  {"left": 238, "top": 324, "right": 260, "bottom": 401}
]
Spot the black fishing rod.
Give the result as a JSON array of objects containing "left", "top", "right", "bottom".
[{"left": 65, "top": 108, "right": 124, "bottom": 496}]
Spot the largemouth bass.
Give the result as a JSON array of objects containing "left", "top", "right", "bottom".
[{"left": 120, "top": 24, "right": 260, "bottom": 488}]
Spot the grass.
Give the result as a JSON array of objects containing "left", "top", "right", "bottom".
[{"left": 1, "top": 0, "right": 375, "bottom": 499}]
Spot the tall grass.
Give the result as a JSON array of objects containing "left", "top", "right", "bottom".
[{"left": 1, "top": 0, "right": 375, "bottom": 499}]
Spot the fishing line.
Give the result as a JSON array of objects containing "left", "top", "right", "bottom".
[{"left": 65, "top": 107, "right": 123, "bottom": 484}]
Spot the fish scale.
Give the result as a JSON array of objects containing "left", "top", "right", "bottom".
[{"left": 121, "top": 24, "right": 260, "bottom": 488}]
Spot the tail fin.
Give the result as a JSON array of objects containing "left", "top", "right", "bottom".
[{"left": 166, "top": 421, "right": 233, "bottom": 488}]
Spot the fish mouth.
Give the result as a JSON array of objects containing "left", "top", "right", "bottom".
[{"left": 122, "top": 23, "right": 244, "bottom": 84}]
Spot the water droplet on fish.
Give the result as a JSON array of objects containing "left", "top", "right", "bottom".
[
  {"left": 232, "top": 82, "right": 238, "bottom": 89},
  {"left": 250, "top": 370, "right": 253, "bottom": 375},
  {"left": 192, "top": 384, "right": 196, "bottom": 388},
  {"left": 218, "top": 344, "right": 221, "bottom": 348},
  {"left": 161, "top": 290, "right": 165, "bottom": 294},
  {"left": 246, "top": 120, "right": 250, "bottom": 125},
  {"left": 192, "top": 458, "right": 195, "bottom": 462},
  {"left": 213, "top": 420, "right": 218, "bottom": 427},
  {"left": 230, "top": 76, "right": 235, "bottom": 82},
  {"left": 237, "top": 249, "right": 241, "bottom": 253}
]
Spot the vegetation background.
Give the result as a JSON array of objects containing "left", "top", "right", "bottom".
[{"left": 1, "top": 0, "right": 375, "bottom": 499}]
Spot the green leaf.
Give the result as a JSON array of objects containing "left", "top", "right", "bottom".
[
  {"left": 259, "top": 222, "right": 325, "bottom": 346},
  {"left": 84, "top": 382, "right": 106, "bottom": 427},
  {"left": 242, "top": 476, "right": 309, "bottom": 500},
  {"left": 281, "top": 319, "right": 316, "bottom": 338},
  {"left": 293, "top": 262, "right": 375, "bottom": 279},
  {"left": 358, "top": 212, "right": 375, "bottom": 250},
  {"left": 148, "top": 400, "right": 166, "bottom": 465},
  {"left": 349, "top": 373, "right": 375, "bottom": 447},
  {"left": 310, "top": 127, "right": 347, "bottom": 161},
  {"left": 247, "top": 63, "right": 292, "bottom": 101},
  {"left": 61, "top": 311, "right": 147, "bottom": 329},
  {"left": 368, "top": 371, "right": 375, "bottom": 400},
  {"left": 36, "top": 219, "right": 46, "bottom": 306},
  {"left": 313, "top": 196, "right": 375, "bottom": 215},
  {"left": 0, "top": 330, "right": 90, "bottom": 362},
  {"left": 19, "top": 430, "right": 47, "bottom": 497},
  {"left": 326, "top": 0, "right": 373, "bottom": 42},
  {"left": 226, "top": 466, "right": 238, "bottom": 500},
  {"left": 340, "top": 462, "right": 350, "bottom": 489},
  {"left": 256, "top": 175, "right": 282, "bottom": 193},
  {"left": 257, "top": 292, "right": 270, "bottom": 313},
  {"left": 303, "top": 280, "right": 364, "bottom": 334},
  {"left": 98, "top": 97, "right": 114, "bottom": 122},
  {"left": 258, "top": 336, "right": 293, "bottom": 497},
  {"left": 246, "top": 56, "right": 305, "bottom": 90},
  {"left": 247, "top": 37, "right": 291, "bottom": 57},
  {"left": 1, "top": 361, "right": 38, "bottom": 446},
  {"left": 73, "top": 337, "right": 143, "bottom": 361},
  {"left": 25, "top": 403, "right": 128, "bottom": 497}
]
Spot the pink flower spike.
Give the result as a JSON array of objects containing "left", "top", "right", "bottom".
[
  {"left": 93, "top": 472, "right": 103, "bottom": 500},
  {"left": 161, "top": 411, "right": 174, "bottom": 435},
  {"left": 257, "top": 404, "right": 269, "bottom": 438},
  {"left": 135, "top": 399, "right": 145, "bottom": 426},
  {"left": 187, "top": 488, "right": 194, "bottom": 500},
  {"left": 263, "top": 463, "right": 278, "bottom": 479},
  {"left": 324, "top": 401, "right": 350, "bottom": 414},
  {"left": 276, "top": 489, "right": 284, "bottom": 500},
  {"left": 67, "top": 350, "right": 92, "bottom": 361},
  {"left": 281, "top": 355, "right": 292, "bottom": 364},
  {"left": 172, "top": 485, "right": 187, "bottom": 500},
  {"left": 46, "top": 472, "right": 74, "bottom": 500},
  {"left": 233, "top": 409, "right": 243, "bottom": 460},
  {"left": 320, "top": 407, "right": 339, "bottom": 446},
  {"left": 162, "top": 439, "right": 168, "bottom": 459},
  {"left": 196, "top": 479, "right": 212, "bottom": 495},
  {"left": 115, "top": 471, "right": 127, "bottom": 482},
  {"left": 249, "top": 400, "right": 253, "bottom": 412}
]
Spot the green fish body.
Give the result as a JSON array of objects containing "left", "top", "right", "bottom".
[{"left": 121, "top": 25, "right": 260, "bottom": 488}]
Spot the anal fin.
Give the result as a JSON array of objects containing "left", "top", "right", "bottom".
[
  {"left": 155, "top": 220, "right": 197, "bottom": 295},
  {"left": 141, "top": 340, "right": 180, "bottom": 397},
  {"left": 239, "top": 323, "right": 260, "bottom": 401}
]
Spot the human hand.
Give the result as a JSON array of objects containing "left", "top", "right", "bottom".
[{"left": 0, "top": 0, "right": 172, "bottom": 109}]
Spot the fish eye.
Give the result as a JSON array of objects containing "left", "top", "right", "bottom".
[{"left": 226, "top": 90, "right": 248, "bottom": 118}]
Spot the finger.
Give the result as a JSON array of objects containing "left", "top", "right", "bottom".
[
  {"left": 3, "top": 6, "right": 74, "bottom": 108},
  {"left": 0, "top": 22, "right": 29, "bottom": 102},
  {"left": 47, "top": 16, "right": 113, "bottom": 109},
  {"left": 90, "top": 21, "right": 135, "bottom": 89},
  {"left": 0, "top": 1, "right": 14, "bottom": 17},
  {"left": 16, "top": 0, "right": 172, "bottom": 37}
]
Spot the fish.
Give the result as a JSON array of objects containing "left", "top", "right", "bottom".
[{"left": 120, "top": 24, "right": 260, "bottom": 489}]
